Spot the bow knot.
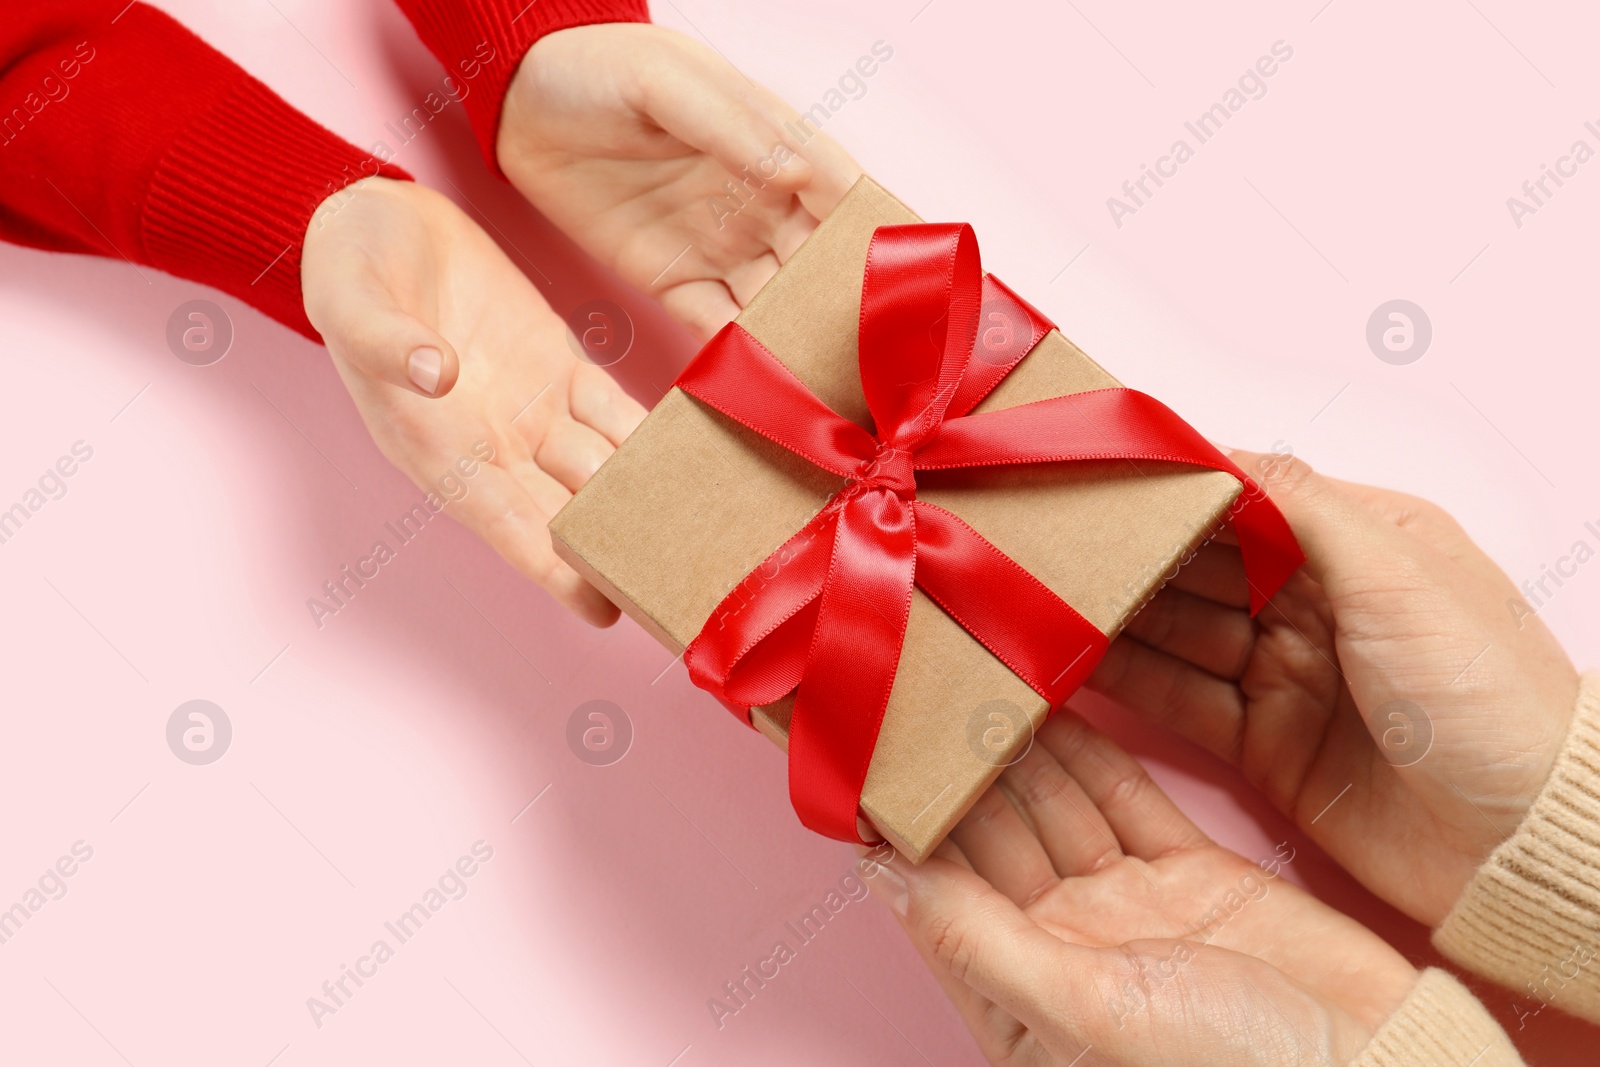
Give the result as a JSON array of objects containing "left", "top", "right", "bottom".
[{"left": 852, "top": 442, "right": 916, "bottom": 497}]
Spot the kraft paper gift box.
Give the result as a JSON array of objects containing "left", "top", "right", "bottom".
[{"left": 550, "top": 176, "right": 1242, "bottom": 863}]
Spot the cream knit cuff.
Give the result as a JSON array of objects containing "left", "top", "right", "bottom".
[
  {"left": 1353, "top": 968, "right": 1522, "bottom": 1067},
  {"left": 1434, "top": 670, "right": 1600, "bottom": 1025}
]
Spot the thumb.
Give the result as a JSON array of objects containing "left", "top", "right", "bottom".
[
  {"left": 315, "top": 271, "right": 461, "bottom": 398},
  {"left": 1225, "top": 448, "right": 1422, "bottom": 598},
  {"left": 872, "top": 852, "right": 1101, "bottom": 1050}
]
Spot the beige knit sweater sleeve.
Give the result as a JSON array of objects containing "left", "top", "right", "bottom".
[
  {"left": 1354, "top": 670, "right": 1600, "bottom": 1065},
  {"left": 1353, "top": 968, "right": 1523, "bottom": 1066},
  {"left": 1435, "top": 671, "right": 1600, "bottom": 1024}
]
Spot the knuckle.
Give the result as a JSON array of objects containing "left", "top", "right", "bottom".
[
  {"left": 924, "top": 913, "right": 981, "bottom": 985},
  {"left": 1263, "top": 453, "right": 1318, "bottom": 495},
  {"left": 1101, "top": 766, "right": 1152, "bottom": 815}
]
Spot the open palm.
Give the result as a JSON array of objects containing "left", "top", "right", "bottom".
[
  {"left": 879, "top": 712, "right": 1419, "bottom": 1066},
  {"left": 301, "top": 177, "right": 645, "bottom": 625},
  {"left": 497, "top": 23, "right": 862, "bottom": 338}
]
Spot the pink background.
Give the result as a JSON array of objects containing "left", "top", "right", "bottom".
[{"left": 2, "top": 0, "right": 1596, "bottom": 1063}]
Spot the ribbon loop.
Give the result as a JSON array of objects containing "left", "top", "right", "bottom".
[{"left": 858, "top": 224, "right": 982, "bottom": 449}]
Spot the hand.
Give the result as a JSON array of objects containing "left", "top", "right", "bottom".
[
  {"left": 863, "top": 713, "right": 1418, "bottom": 1066},
  {"left": 301, "top": 176, "right": 646, "bottom": 625},
  {"left": 1087, "top": 450, "right": 1581, "bottom": 924},
  {"left": 497, "top": 22, "right": 862, "bottom": 339}
]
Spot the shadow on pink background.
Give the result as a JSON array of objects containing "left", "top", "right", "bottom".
[{"left": 0, "top": 1, "right": 1594, "bottom": 1063}]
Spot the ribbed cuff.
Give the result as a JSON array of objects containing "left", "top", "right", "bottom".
[
  {"left": 141, "top": 76, "right": 409, "bottom": 340},
  {"left": 1434, "top": 671, "right": 1600, "bottom": 1024},
  {"left": 395, "top": 0, "right": 650, "bottom": 175},
  {"left": 1353, "top": 969, "right": 1522, "bottom": 1067}
]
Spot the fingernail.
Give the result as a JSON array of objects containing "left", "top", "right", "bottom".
[
  {"left": 865, "top": 857, "right": 908, "bottom": 918},
  {"left": 408, "top": 347, "right": 442, "bottom": 395}
]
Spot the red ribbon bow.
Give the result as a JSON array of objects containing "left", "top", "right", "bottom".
[{"left": 676, "top": 223, "right": 1303, "bottom": 844}]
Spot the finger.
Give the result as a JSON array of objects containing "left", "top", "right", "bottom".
[
  {"left": 1038, "top": 714, "right": 1210, "bottom": 860},
  {"left": 657, "top": 278, "right": 741, "bottom": 340},
  {"left": 947, "top": 779, "right": 1058, "bottom": 909},
  {"left": 1121, "top": 584, "right": 1256, "bottom": 680},
  {"left": 883, "top": 851, "right": 1100, "bottom": 1057},
  {"left": 636, "top": 35, "right": 861, "bottom": 210},
  {"left": 570, "top": 362, "right": 647, "bottom": 446},
  {"left": 789, "top": 128, "right": 862, "bottom": 219},
  {"left": 634, "top": 38, "right": 816, "bottom": 183},
  {"left": 770, "top": 201, "right": 819, "bottom": 264},
  {"left": 722, "top": 249, "right": 781, "bottom": 307},
  {"left": 855, "top": 844, "right": 1021, "bottom": 1064},
  {"left": 893, "top": 934, "right": 1030, "bottom": 1067},
  {"left": 931, "top": 834, "right": 976, "bottom": 873},
  {"left": 447, "top": 462, "right": 619, "bottom": 626},
  {"left": 1085, "top": 636, "right": 1247, "bottom": 766},
  {"left": 316, "top": 269, "right": 462, "bottom": 398},
  {"left": 996, "top": 742, "right": 1124, "bottom": 878},
  {"left": 533, "top": 417, "right": 615, "bottom": 494},
  {"left": 1166, "top": 539, "right": 1249, "bottom": 608}
]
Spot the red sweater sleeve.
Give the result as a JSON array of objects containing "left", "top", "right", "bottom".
[
  {"left": 0, "top": 2, "right": 409, "bottom": 340},
  {"left": 393, "top": 0, "right": 650, "bottom": 175}
]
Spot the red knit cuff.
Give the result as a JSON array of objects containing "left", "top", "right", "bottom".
[
  {"left": 395, "top": 0, "right": 651, "bottom": 176},
  {"left": 142, "top": 77, "right": 410, "bottom": 341}
]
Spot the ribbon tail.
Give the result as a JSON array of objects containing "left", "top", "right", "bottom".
[
  {"left": 913, "top": 501, "right": 1108, "bottom": 708},
  {"left": 1225, "top": 474, "right": 1305, "bottom": 615},
  {"left": 788, "top": 490, "right": 916, "bottom": 843},
  {"left": 916, "top": 388, "right": 1306, "bottom": 614}
]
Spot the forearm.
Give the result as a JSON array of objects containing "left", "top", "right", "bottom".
[
  {"left": 390, "top": 0, "right": 649, "bottom": 174},
  {"left": 0, "top": 1, "right": 408, "bottom": 339}
]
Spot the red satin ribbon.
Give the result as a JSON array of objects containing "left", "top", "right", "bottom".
[{"left": 675, "top": 223, "right": 1304, "bottom": 844}]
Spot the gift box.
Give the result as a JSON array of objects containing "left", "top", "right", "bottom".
[{"left": 550, "top": 176, "right": 1299, "bottom": 862}]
